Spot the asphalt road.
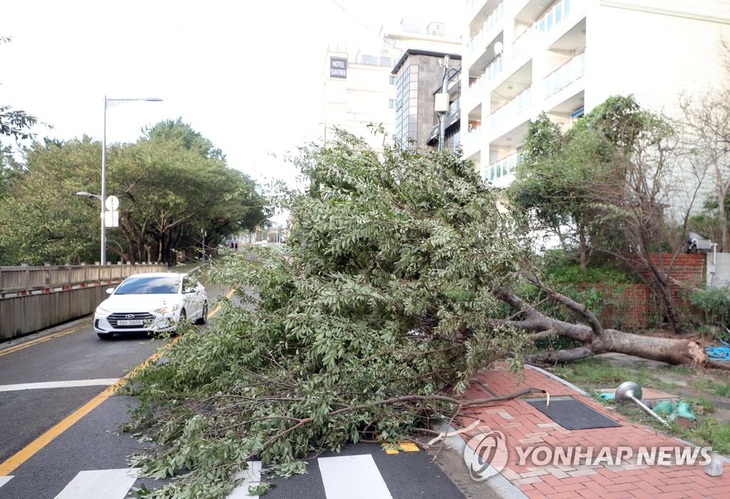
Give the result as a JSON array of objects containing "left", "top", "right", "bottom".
[{"left": 0, "top": 280, "right": 488, "bottom": 498}]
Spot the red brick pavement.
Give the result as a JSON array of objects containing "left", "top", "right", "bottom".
[{"left": 457, "top": 363, "right": 730, "bottom": 498}]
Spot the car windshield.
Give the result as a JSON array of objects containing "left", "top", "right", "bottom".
[{"left": 114, "top": 276, "right": 180, "bottom": 295}]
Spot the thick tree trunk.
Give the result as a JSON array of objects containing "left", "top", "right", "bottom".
[
  {"left": 493, "top": 284, "right": 711, "bottom": 369},
  {"left": 524, "top": 328, "right": 707, "bottom": 367}
]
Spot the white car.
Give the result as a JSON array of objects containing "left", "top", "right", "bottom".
[{"left": 93, "top": 272, "right": 208, "bottom": 340}]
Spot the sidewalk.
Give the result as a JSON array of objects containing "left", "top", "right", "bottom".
[{"left": 451, "top": 363, "right": 730, "bottom": 499}]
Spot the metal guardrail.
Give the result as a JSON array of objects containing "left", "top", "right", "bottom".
[
  {"left": 1, "top": 263, "right": 171, "bottom": 341},
  {"left": 0, "top": 263, "right": 168, "bottom": 299}
]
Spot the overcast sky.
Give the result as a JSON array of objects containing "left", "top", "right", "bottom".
[{"left": 1, "top": 0, "right": 462, "bottom": 187}]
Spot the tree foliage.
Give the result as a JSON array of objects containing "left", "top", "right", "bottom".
[
  {"left": 0, "top": 105, "right": 37, "bottom": 142},
  {"left": 0, "top": 137, "right": 100, "bottom": 264},
  {"left": 1, "top": 36, "right": 40, "bottom": 198},
  {"left": 123, "top": 130, "right": 532, "bottom": 497},
  {"left": 508, "top": 96, "right": 659, "bottom": 268},
  {"left": 508, "top": 95, "right": 696, "bottom": 333},
  {"left": 0, "top": 121, "right": 268, "bottom": 265}
]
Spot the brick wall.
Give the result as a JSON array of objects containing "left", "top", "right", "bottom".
[
  {"left": 593, "top": 283, "right": 651, "bottom": 330},
  {"left": 583, "top": 253, "right": 705, "bottom": 331}
]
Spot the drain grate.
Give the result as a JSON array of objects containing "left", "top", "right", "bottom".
[{"left": 525, "top": 396, "right": 621, "bottom": 430}]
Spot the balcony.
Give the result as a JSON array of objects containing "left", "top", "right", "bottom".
[
  {"left": 467, "top": 1, "right": 506, "bottom": 57},
  {"left": 485, "top": 56, "right": 505, "bottom": 81},
  {"left": 486, "top": 152, "right": 522, "bottom": 182},
  {"left": 461, "top": 125, "right": 484, "bottom": 157},
  {"left": 536, "top": 0, "right": 575, "bottom": 38},
  {"left": 544, "top": 52, "right": 585, "bottom": 100},
  {"left": 463, "top": 75, "right": 488, "bottom": 112},
  {"left": 511, "top": 27, "right": 534, "bottom": 63},
  {"left": 488, "top": 87, "right": 532, "bottom": 137}
]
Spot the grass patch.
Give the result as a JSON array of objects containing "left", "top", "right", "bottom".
[
  {"left": 548, "top": 357, "right": 730, "bottom": 456},
  {"left": 676, "top": 419, "right": 730, "bottom": 455},
  {"left": 549, "top": 358, "right": 653, "bottom": 388},
  {"left": 710, "top": 383, "right": 730, "bottom": 398}
]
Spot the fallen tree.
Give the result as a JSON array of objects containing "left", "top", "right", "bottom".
[
  {"left": 493, "top": 284, "right": 713, "bottom": 368},
  {"left": 124, "top": 130, "right": 717, "bottom": 498}
]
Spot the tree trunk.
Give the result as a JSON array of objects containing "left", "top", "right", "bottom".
[
  {"left": 626, "top": 252, "right": 684, "bottom": 334},
  {"left": 577, "top": 223, "right": 587, "bottom": 270},
  {"left": 494, "top": 284, "right": 711, "bottom": 368},
  {"left": 524, "top": 328, "right": 706, "bottom": 367}
]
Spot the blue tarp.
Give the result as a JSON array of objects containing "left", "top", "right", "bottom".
[{"left": 706, "top": 339, "right": 730, "bottom": 360}]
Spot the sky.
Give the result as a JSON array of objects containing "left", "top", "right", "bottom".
[{"left": 0, "top": 0, "right": 462, "bottom": 189}]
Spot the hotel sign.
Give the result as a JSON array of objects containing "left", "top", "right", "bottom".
[{"left": 330, "top": 57, "right": 347, "bottom": 79}]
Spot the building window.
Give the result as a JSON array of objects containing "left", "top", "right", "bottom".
[
  {"left": 389, "top": 75, "right": 397, "bottom": 85},
  {"left": 360, "top": 54, "right": 377, "bottom": 65},
  {"left": 394, "top": 68, "right": 411, "bottom": 147},
  {"left": 388, "top": 99, "right": 396, "bottom": 109}
]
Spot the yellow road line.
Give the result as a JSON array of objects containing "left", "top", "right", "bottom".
[
  {"left": 0, "top": 325, "right": 86, "bottom": 357},
  {"left": 0, "top": 288, "right": 235, "bottom": 475},
  {"left": 0, "top": 347, "right": 169, "bottom": 476}
]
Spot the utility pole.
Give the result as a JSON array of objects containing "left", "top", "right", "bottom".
[{"left": 436, "top": 55, "right": 451, "bottom": 151}]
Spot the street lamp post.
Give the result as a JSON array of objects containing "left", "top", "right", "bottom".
[{"left": 100, "top": 95, "right": 162, "bottom": 265}]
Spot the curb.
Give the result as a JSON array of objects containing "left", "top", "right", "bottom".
[{"left": 439, "top": 422, "right": 528, "bottom": 499}]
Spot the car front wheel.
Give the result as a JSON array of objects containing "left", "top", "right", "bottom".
[
  {"left": 176, "top": 309, "right": 187, "bottom": 334},
  {"left": 196, "top": 301, "right": 208, "bottom": 325}
]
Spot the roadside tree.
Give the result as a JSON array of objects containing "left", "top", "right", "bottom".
[
  {"left": 678, "top": 87, "right": 730, "bottom": 251},
  {"left": 0, "top": 121, "right": 268, "bottom": 265},
  {"left": 509, "top": 96, "right": 701, "bottom": 334}
]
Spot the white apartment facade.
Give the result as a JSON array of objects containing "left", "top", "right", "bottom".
[{"left": 460, "top": 0, "right": 730, "bottom": 187}]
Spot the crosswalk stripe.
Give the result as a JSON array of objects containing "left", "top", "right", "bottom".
[
  {"left": 0, "top": 378, "right": 120, "bottom": 392},
  {"left": 1, "top": 453, "right": 402, "bottom": 498},
  {"left": 55, "top": 468, "right": 140, "bottom": 499},
  {"left": 318, "top": 454, "right": 392, "bottom": 499},
  {"left": 228, "top": 461, "right": 262, "bottom": 498}
]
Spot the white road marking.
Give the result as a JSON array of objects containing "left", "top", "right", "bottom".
[
  {"left": 55, "top": 468, "right": 139, "bottom": 499},
  {"left": 0, "top": 379, "right": 120, "bottom": 392},
  {"left": 318, "top": 454, "right": 392, "bottom": 499},
  {"left": 228, "top": 461, "right": 263, "bottom": 498},
  {"left": 3, "top": 454, "right": 397, "bottom": 497}
]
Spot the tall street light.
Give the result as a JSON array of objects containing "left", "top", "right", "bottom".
[{"left": 101, "top": 95, "right": 162, "bottom": 265}]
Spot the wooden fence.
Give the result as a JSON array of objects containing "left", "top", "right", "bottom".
[{"left": 0, "top": 263, "right": 168, "bottom": 341}]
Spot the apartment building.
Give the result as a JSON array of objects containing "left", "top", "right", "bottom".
[
  {"left": 392, "top": 49, "right": 461, "bottom": 150},
  {"left": 320, "top": 18, "right": 461, "bottom": 152},
  {"left": 460, "top": 0, "right": 730, "bottom": 187}
]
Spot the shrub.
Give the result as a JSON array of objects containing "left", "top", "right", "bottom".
[{"left": 690, "top": 286, "right": 730, "bottom": 333}]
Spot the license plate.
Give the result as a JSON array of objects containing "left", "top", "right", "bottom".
[{"left": 117, "top": 319, "right": 143, "bottom": 326}]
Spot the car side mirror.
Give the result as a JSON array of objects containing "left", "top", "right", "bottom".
[{"left": 106, "top": 288, "right": 115, "bottom": 295}]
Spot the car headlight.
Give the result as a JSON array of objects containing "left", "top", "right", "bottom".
[
  {"left": 95, "top": 306, "right": 111, "bottom": 317},
  {"left": 154, "top": 304, "right": 180, "bottom": 315}
]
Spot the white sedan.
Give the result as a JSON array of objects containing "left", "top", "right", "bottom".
[{"left": 93, "top": 272, "right": 208, "bottom": 340}]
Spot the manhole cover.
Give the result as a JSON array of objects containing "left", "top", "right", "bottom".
[{"left": 526, "top": 396, "right": 621, "bottom": 430}]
